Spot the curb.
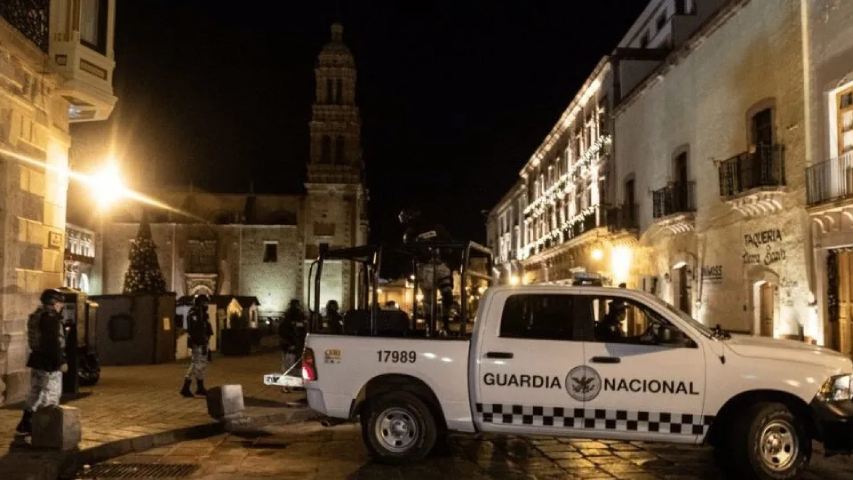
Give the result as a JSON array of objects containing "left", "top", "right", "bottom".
[{"left": 60, "top": 408, "right": 319, "bottom": 478}]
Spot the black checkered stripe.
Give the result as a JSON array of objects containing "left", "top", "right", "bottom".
[{"left": 476, "top": 403, "right": 714, "bottom": 436}]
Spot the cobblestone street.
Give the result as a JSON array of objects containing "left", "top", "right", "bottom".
[
  {"left": 1, "top": 350, "right": 299, "bottom": 453},
  {"left": 0, "top": 350, "right": 309, "bottom": 478},
  {"left": 84, "top": 421, "right": 853, "bottom": 479}
]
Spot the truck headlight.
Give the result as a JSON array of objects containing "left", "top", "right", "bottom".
[{"left": 818, "top": 374, "right": 853, "bottom": 402}]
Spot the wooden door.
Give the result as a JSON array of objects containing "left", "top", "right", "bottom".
[
  {"left": 837, "top": 86, "right": 853, "bottom": 155},
  {"left": 752, "top": 108, "right": 774, "bottom": 148},
  {"left": 677, "top": 266, "right": 690, "bottom": 315},
  {"left": 836, "top": 251, "right": 853, "bottom": 355},
  {"left": 759, "top": 282, "right": 775, "bottom": 337}
]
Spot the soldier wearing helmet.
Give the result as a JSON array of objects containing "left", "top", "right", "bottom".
[
  {"left": 398, "top": 208, "right": 456, "bottom": 333},
  {"left": 16, "top": 289, "right": 67, "bottom": 436},
  {"left": 181, "top": 293, "right": 213, "bottom": 397}
]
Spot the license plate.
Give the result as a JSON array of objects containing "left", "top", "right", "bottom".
[{"left": 264, "top": 373, "right": 304, "bottom": 387}]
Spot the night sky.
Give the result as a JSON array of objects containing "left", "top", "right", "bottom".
[{"left": 74, "top": 1, "right": 647, "bottom": 244}]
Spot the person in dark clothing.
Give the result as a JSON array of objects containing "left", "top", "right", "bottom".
[
  {"left": 181, "top": 294, "right": 213, "bottom": 397},
  {"left": 16, "top": 289, "right": 67, "bottom": 436},
  {"left": 595, "top": 300, "right": 627, "bottom": 343},
  {"left": 324, "top": 300, "right": 344, "bottom": 334},
  {"left": 278, "top": 299, "right": 306, "bottom": 373},
  {"left": 399, "top": 208, "right": 457, "bottom": 332}
]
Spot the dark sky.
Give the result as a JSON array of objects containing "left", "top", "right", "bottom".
[{"left": 74, "top": 1, "right": 646, "bottom": 244}]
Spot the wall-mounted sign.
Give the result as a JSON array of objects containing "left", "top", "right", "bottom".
[
  {"left": 743, "top": 229, "right": 786, "bottom": 266},
  {"left": 48, "top": 231, "right": 63, "bottom": 249},
  {"left": 744, "top": 229, "right": 782, "bottom": 248},
  {"left": 701, "top": 265, "right": 723, "bottom": 282}
]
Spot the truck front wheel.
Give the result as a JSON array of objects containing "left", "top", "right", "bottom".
[
  {"left": 361, "top": 391, "right": 437, "bottom": 464},
  {"left": 728, "top": 402, "right": 811, "bottom": 479}
]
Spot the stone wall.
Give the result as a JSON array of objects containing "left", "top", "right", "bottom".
[
  {"left": 101, "top": 223, "right": 304, "bottom": 317},
  {"left": 0, "top": 21, "right": 71, "bottom": 403}
]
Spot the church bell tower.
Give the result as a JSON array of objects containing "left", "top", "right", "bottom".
[
  {"left": 307, "top": 22, "right": 362, "bottom": 184},
  {"left": 303, "top": 23, "right": 368, "bottom": 311}
]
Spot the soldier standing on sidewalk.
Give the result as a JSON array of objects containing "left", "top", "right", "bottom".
[
  {"left": 15, "top": 289, "right": 67, "bottom": 436},
  {"left": 181, "top": 294, "right": 213, "bottom": 397}
]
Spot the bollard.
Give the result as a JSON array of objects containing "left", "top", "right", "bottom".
[
  {"left": 31, "top": 405, "right": 81, "bottom": 450},
  {"left": 206, "top": 384, "right": 245, "bottom": 420}
]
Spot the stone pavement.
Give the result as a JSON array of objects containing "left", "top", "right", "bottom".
[
  {"left": 84, "top": 421, "right": 853, "bottom": 480},
  {"left": 0, "top": 350, "right": 310, "bottom": 479}
]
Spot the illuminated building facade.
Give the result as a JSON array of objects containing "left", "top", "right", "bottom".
[
  {"left": 0, "top": 0, "right": 117, "bottom": 404},
  {"left": 615, "top": 0, "right": 810, "bottom": 341},
  {"left": 803, "top": 0, "right": 853, "bottom": 354},
  {"left": 488, "top": 0, "right": 722, "bottom": 288},
  {"left": 489, "top": 0, "right": 851, "bottom": 347}
]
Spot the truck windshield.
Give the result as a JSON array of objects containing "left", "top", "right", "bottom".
[{"left": 648, "top": 295, "right": 715, "bottom": 338}]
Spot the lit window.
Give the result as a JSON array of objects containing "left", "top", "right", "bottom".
[{"left": 80, "top": 0, "right": 108, "bottom": 53}]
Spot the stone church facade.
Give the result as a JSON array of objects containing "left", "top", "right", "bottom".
[{"left": 97, "top": 23, "right": 368, "bottom": 317}]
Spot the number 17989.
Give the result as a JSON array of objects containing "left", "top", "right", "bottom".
[{"left": 377, "top": 350, "right": 417, "bottom": 363}]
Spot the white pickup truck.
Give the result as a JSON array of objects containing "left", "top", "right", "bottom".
[{"left": 301, "top": 285, "right": 853, "bottom": 479}]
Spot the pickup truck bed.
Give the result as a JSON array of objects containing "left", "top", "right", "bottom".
[{"left": 305, "top": 334, "right": 475, "bottom": 432}]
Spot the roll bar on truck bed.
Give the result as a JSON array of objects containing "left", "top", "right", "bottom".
[{"left": 306, "top": 241, "right": 494, "bottom": 337}]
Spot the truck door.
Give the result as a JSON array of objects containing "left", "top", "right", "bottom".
[
  {"left": 578, "top": 294, "right": 708, "bottom": 443},
  {"left": 473, "top": 291, "right": 586, "bottom": 435}
]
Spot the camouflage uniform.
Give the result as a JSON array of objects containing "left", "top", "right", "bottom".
[
  {"left": 181, "top": 303, "right": 213, "bottom": 397},
  {"left": 24, "top": 306, "right": 65, "bottom": 411},
  {"left": 17, "top": 291, "right": 66, "bottom": 435},
  {"left": 185, "top": 306, "right": 212, "bottom": 381},
  {"left": 185, "top": 345, "right": 209, "bottom": 380},
  {"left": 26, "top": 370, "right": 63, "bottom": 411}
]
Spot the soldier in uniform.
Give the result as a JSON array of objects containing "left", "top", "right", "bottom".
[
  {"left": 278, "top": 299, "right": 306, "bottom": 373},
  {"left": 16, "top": 289, "right": 67, "bottom": 436},
  {"left": 324, "top": 299, "right": 344, "bottom": 334},
  {"left": 181, "top": 294, "right": 213, "bottom": 397},
  {"left": 399, "top": 208, "right": 456, "bottom": 332}
]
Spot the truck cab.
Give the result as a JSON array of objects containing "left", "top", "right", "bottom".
[{"left": 303, "top": 284, "right": 853, "bottom": 480}]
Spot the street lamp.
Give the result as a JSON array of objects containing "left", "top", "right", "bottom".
[
  {"left": 591, "top": 248, "right": 604, "bottom": 261},
  {"left": 90, "top": 162, "right": 126, "bottom": 210}
]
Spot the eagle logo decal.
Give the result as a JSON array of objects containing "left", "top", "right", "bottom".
[{"left": 566, "top": 365, "right": 602, "bottom": 401}]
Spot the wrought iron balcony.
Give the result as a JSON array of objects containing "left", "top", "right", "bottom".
[
  {"left": 806, "top": 151, "right": 853, "bottom": 206},
  {"left": 605, "top": 204, "right": 639, "bottom": 231},
  {"left": 718, "top": 144, "right": 785, "bottom": 198},
  {"left": 653, "top": 182, "right": 695, "bottom": 218},
  {"left": 0, "top": 0, "right": 49, "bottom": 52}
]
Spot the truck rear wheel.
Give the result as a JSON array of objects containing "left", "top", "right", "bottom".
[
  {"left": 361, "top": 391, "right": 437, "bottom": 464},
  {"left": 727, "top": 402, "right": 811, "bottom": 479}
]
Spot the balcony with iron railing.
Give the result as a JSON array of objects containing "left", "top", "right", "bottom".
[
  {"left": 718, "top": 145, "right": 785, "bottom": 198},
  {"left": 605, "top": 204, "right": 639, "bottom": 231},
  {"left": 1, "top": 0, "right": 116, "bottom": 122},
  {"left": 806, "top": 151, "right": 853, "bottom": 207},
  {"left": 653, "top": 182, "right": 696, "bottom": 218}
]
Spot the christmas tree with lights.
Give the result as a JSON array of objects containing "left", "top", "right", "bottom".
[{"left": 122, "top": 215, "right": 167, "bottom": 294}]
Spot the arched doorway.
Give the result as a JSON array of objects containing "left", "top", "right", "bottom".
[
  {"left": 755, "top": 281, "right": 777, "bottom": 337},
  {"left": 673, "top": 264, "right": 691, "bottom": 315},
  {"left": 670, "top": 254, "right": 696, "bottom": 317},
  {"left": 748, "top": 267, "right": 779, "bottom": 337}
]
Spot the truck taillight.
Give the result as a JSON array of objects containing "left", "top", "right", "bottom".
[{"left": 302, "top": 347, "right": 317, "bottom": 381}]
